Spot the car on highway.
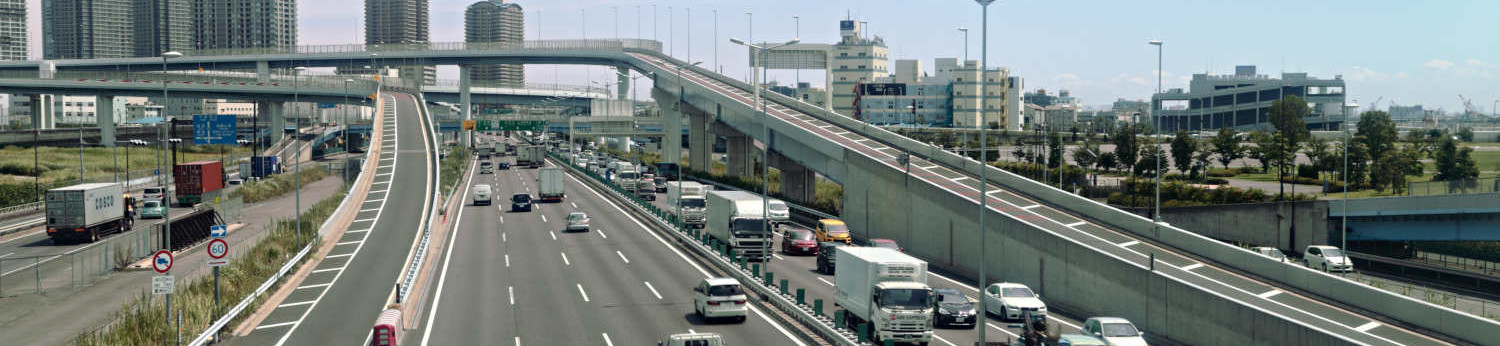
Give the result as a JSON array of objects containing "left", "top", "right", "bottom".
[
  {"left": 565, "top": 212, "right": 590, "bottom": 232},
  {"left": 983, "top": 282, "right": 1047, "bottom": 321},
  {"left": 868, "top": 238, "right": 903, "bottom": 252},
  {"left": 767, "top": 199, "right": 790, "bottom": 225},
  {"left": 1057, "top": 334, "right": 1110, "bottom": 346},
  {"left": 659, "top": 332, "right": 726, "bottom": 346},
  {"left": 780, "top": 227, "right": 818, "bottom": 255},
  {"left": 510, "top": 193, "right": 533, "bottom": 212},
  {"left": 1252, "top": 246, "right": 1287, "bottom": 262},
  {"left": 1081, "top": 317, "right": 1147, "bottom": 346},
  {"left": 1303, "top": 245, "right": 1353, "bottom": 272},
  {"left": 692, "top": 277, "right": 748, "bottom": 323},
  {"left": 143, "top": 186, "right": 166, "bottom": 202},
  {"left": 499, "top": 162, "right": 511, "bottom": 170},
  {"left": 479, "top": 161, "right": 494, "bottom": 174},
  {"left": 139, "top": 200, "right": 168, "bottom": 219},
  {"left": 932, "top": 288, "right": 978, "bottom": 329},
  {"left": 815, "top": 219, "right": 852, "bottom": 244},
  {"left": 815, "top": 241, "right": 846, "bottom": 274},
  {"left": 472, "top": 184, "right": 492, "bottom": 206},
  {"left": 227, "top": 178, "right": 244, "bottom": 186}
]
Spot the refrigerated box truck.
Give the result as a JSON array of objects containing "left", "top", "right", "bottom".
[
  {"left": 705, "top": 190, "right": 773, "bottom": 261},
  {"left": 45, "top": 183, "right": 134, "bottom": 244},
  {"left": 834, "top": 247, "right": 934, "bottom": 345}
]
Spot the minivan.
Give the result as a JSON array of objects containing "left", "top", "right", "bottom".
[
  {"left": 472, "top": 184, "right": 492, "bottom": 205},
  {"left": 143, "top": 187, "right": 166, "bottom": 202}
]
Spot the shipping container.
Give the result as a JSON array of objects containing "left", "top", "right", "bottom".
[
  {"left": 45, "top": 183, "right": 132, "bottom": 243},
  {"left": 250, "top": 156, "right": 280, "bottom": 178},
  {"left": 175, "top": 161, "right": 225, "bottom": 205}
]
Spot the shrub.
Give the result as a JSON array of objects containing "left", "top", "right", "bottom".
[{"left": 1204, "top": 178, "right": 1229, "bottom": 185}]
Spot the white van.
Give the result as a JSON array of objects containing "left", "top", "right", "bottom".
[
  {"left": 659, "top": 332, "right": 726, "bottom": 346},
  {"left": 472, "top": 184, "right": 492, "bottom": 206}
]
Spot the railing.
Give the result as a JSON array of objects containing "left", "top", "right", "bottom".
[
  {"left": 398, "top": 92, "right": 443, "bottom": 304},
  {"left": 0, "top": 70, "right": 380, "bottom": 91},
  {"left": 177, "top": 39, "right": 662, "bottom": 57},
  {"left": 0, "top": 201, "right": 42, "bottom": 219},
  {"left": 1407, "top": 177, "right": 1499, "bottom": 196},
  {"left": 425, "top": 79, "right": 610, "bottom": 95},
  {"left": 0, "top": 218, "right": 162, "bottom": 297}
]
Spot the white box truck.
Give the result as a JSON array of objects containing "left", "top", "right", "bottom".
[
  {"left": 834, "top": 247, "right": 934, "bottom": 345},
  {"left": 45, "top": 183, "right": 134, "bottom": 244},
  {"left": 516, "top": 145, "right": 545, "bottom": 168},
  {"left": 537, "top": 167, "right": 566, "bottom": 202},
  {"left": 610, "top": 162, "right": 639, "bottom": 192},
  {"left": 667, "top": 181, "right": 708, "bottom": 228},
  {"left": 705, "top": 190, "right": 773, "bottom": 261}
]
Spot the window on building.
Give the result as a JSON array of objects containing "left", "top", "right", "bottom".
[
  {"left": 840, "top": 65, "right": 847, "bottom": 69},
  {"left": 1306, "top": 86, "right": 1344, "bottom": 95},
  {"left": 840, "top": 52, "right": 848, "bottom": 57},
  {"left": 1212, "top": 94, "right": 1234, "bottom": 107},
  {"left": 1281, "top": 86, "right": 1305, "bottom": 97},
  {"left": 1259, "top": 89, "right": 1281, "bottom": 102},
  {"left": 1236, "top": 91, "right": 1257, "bottom": 105},
  {"left": 858, "top": 52, "right": 866, "bottom": 57}
]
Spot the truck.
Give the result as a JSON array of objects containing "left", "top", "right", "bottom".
[
  {"left": 45, "top": 183, "right": 134, "bottom": 244},
  {"left": 635, "top": 178, "right": 657, "bottom": 200},
  {"left": 477, "top": 144, "right": 494, "bottom": 159},
  {"left": 667, "top": 181, "right": 708, "bottom": 228},
  {"left": 834, "top": 247, "right": 934, "bottom": 345},
  {"left": 516, "top": 145, "right": 545, "bottom": 168},
  {"left": 655, "top": 162, "right": 681, "bottom": 180},
  {"left": 537, "top": 167, "right": 566, "bottom": 202},
  {"left": 174, "top": 161, "right": 226, "bottom": 206},
  {"left": 705, "top": 190, "right": 773, "bottom": 261},
  {"left": 250, "top": 156, "right": 280, "bottom": 178}
]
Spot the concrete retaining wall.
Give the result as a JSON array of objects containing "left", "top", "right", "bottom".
[{"left": 1123, "top": 201, "right": 1329, "bottom": 255}]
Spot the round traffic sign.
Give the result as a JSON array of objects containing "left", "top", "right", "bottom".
[
  {"left": 208, "top": 239, "right": 229, "bottom": 259},
  {"left": 152, "top": 250, "right": 173, "bottom": 273}
]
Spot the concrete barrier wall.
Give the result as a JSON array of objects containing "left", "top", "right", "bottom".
[
  {"left": 839, "top": 151, "right": 1359, "bottom": 345},
  {"left": 1123, "top": 201, "right": 1329, "bottom": 254}
]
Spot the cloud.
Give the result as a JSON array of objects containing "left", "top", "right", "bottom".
[
  {"left": 1393, "top": 72, "right": 1409, "bottom": 79},
  {"left": 1465, "top": 59, "right": 1490, "bottom": 68},
  {"left": 1424, "top": 59, "right": 1455, "bottom": 70},
  {"left": 1052, "top": 73, "right": 1081, "bottom": 82},
  {"left": 1347, "top": 66, "right": 1388, "bottom": 81}
]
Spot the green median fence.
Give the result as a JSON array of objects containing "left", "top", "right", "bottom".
[{"left": 814, "top": 299, "right": 823, "bottom": 316}]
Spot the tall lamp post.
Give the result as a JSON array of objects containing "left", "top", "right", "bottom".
[
  {"left": 1341, "top": 102, "right": 1358, "bottom": 264},
  {"left": 730, "top": 36, "right": 800, "bottom": 247},
  {"left": 958, "top": 27, "right": 970, "bottom": 158},
  {"left": 158, "top": 50, "right": 181, "bottom": 322},
  {"left": 293, "top": 66, "right": 307, "bottom": 248},
  {"left": 344, "top": 79, "right": 353, "bottom": 154},
  {"left": 973, "top": 1, "right": 995, "bottom": 344},
  {"left": 1149, "top": 39, "right": 1163, "bottom": 225},
  {"left": 672, "top": 61, "right": 701, "bottom": 231}
]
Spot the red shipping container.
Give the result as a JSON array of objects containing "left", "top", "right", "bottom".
[{"left": 174, "top": 161, "right": 225, "bottom": 195}]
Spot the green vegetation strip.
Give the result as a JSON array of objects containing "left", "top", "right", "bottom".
[
  {"left": 0, "top": 145, "right": 249, "bottom": 208},
  {"left": 440, "top": 147, "right": 473, "bottom": 197},
  {"left": 229, "top": 167, "right": 329, "bottom": 203},
  {"left": 74, "top": 189, "right": 347, "bottom": 346}
]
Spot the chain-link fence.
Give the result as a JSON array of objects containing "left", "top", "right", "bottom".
[
  {"left": 1406, "top": 177, "right": 1499, "bottom": 196},
  {"left": 0, "top": 222, "right": 161, "bottom": 297}
]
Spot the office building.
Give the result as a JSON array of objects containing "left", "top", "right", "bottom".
[
  {"left": 195, "top": 0, "right": 298, "bottom": 51},
  {"left": 768, "top": 82, "right": 828, "bottom": 109},
  {"left": 829, "top": 20, "right": 888, "bottom": 117},
  {"left": 1151, "top": 65, "right": 1346, "bottom": 132},
  {"left": 1388, "top": 104, "right": 1438, "bottom": 122},
  {"left": 0, "top": 0, "right": 24, "bottom": 61},
  {"left": 366, "top": 0, "right": 435, "bottom": 86},
  {"left": 845, "top": 57, "right": 1023, "bottom": 130},
  {"left": 133, "top": 0, "right": 192, "bottom": 57},
  {"left": 43, "top": 0, "right": 135, "bottom": 59},
  {"left": 465, "top": 0, "right": 525, "bottom": 87}
]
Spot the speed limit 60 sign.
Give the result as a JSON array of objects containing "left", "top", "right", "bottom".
[{"left": 207, "top": 239, "right": 229, "bottom": 267}]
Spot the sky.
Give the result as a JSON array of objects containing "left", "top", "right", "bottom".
[{"left": 25, "top": 0, "right": 1500, "bottom": 113}]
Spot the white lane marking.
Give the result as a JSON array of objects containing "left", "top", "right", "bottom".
[
  {"left": 951, "top": 176, "right": 971, "bottom": 182},
  {"left": 359, "top": 207, "right": 381, "bottom": 212},
  {"left": 1258, "top": 290, "right": 1283, "bottom": 298},
  {"left": 311, "top": 267, "right": 343, "bottom": 274},
  {"left": 616, "top": 250, "right": 630, "bottom": 264},
  {"left": 1117, "top": 240, "right": 1140, "bottom": 247},
  {"left": 915, "top": 164, "right": 938, "bottom": 170},
  {"left": 549, "top": 232, "right": 557, "bottom": 241},
  {"left": 1064, "top": 221, "right": 1086, "bottom": 227},
  {"left": 1020, "top": 204, "right": 1041, "bottom": 210},
  {"left": 325, "top": 253, "right": 353, "bottom": 259},
  {"left": 540, "top": 215, "right": 547, "bottom": 222},
  {"left": 772, "top": 253, "right": 785, "bottom": 260},
  {"left": 378, "top": 164, "right": 393, "bottom": 168},
  {"left": 560, "top": 252, "right": 571, "bottom": 266},
  {"left": 353, "top": 218, "right": 378, "bottom": 223},
  {"left": 0, "top": 252, "right": 12, "bottom": 258},
  {"left": 566, "top": 170, "right": 808, "bottom": 346},
  {"left": 420, "top": 152, "right": 474, "bottom": 346},
  {"left": 1355, "top": 321, "right": 1380, "bottom": 332},
  {"left": 931, "top": 334, "right": 959, "bottom": 346},
  {"left": 502, "top": 232, "right": 507, "bottom": 242},
  {"left": 598, "top": 229, "right": 608, "bottom": 239},
  {"left": 254, "top": 321, "right": 298, "bottom": 330},
  {"left": 986, "top": 323, "right": 1023, "bottom": 338},
  {"left": 643, "top": 281, "right": 663, "bottom": 300},
  {"left": 297, "top": 283, "right": 331, "bottom": 290},
  {"left": 986, "top": 189, "right": 1003, "bottom": 195},
  {"left": 364, "top": 198, "right": 385, "bottom": 203},
  {"left": 277, "top": 300, "right": 315, "bottom": 308},
  {"left": 335, "top": 240, "right": 362, "bottom": 246},
  {"left": 504, "top": 254, "right": 510, "bottom": 267},
  {"left": 508, "top": 286, "right": 515, "bottom": 305},
  {"left": 576, "top": 283, "right": 590, "bottom": 302},
  {"left": 602, "top": 333, "right": 615, "bottom": 346},
  {"left": 817, "top": 277, "right": 835, "bottom": 286},
  {"left": 1181, "top": 263, "right": 1204, "bottom": 271},
  {"left": 514, "top": 337, "right": 520, "bottom": 346},
  {"left": 571, "top": 202, "right": 578, "bottom": 208},
  {"left": 499, "top": 216, "right": 504, "bottom": 223},
  {"left": 367, "top": 189, "right": 389, "bottom": 194},
  {"left": 375, "top": 172, "right": 392, "bottom": 177}
]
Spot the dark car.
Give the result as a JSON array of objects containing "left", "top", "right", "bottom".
[
  {"left": 780, "top": 228, "right": 818, "bottom": 255},
  {"left": 815, "top": 242, "right": 846, "bottom": 274},
  {"left": 499, "top": 162, "right": 512, "bottom": 170},
  {"left": 510, "top": 193, "right": 533, "bottom": 212},
  {"left": 869, "top": 238, "right": 903, "bottom": 252},
  {"left": 932, "top": 288, "right": 978, "bottom": 329}
]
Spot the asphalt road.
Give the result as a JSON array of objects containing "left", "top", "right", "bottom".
[
  {"left": 231, "top": 93, "right": 436, "bottom": 346},
  {"left": 414, "top": 139, "right": 808, "bottom": 346},
  {"left": 0, "top": 201, "right": 199, "bottom": 277}
]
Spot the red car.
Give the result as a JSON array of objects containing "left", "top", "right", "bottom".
[
  {"left": 781, "top": 228, "right": 818, "bottom": 255},
  {"left": 869, "top": 238, "right": 903, "bottom": 252}
]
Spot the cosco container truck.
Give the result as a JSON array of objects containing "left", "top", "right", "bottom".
[{"left": 45, "top": 183, "right": 134, "bottom": 244}]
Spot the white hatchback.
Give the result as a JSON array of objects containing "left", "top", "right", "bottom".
[{"left": 1304, "top": 245, "right": 1354, "bottom": 272}]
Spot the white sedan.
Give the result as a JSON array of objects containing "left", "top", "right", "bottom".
[
  {"left": 565, "top": 212, "right": 590, "bottom": 232},
  {"left": 982, "top": 282, "right": 1047, "bottom": 321},
  {"left": 1082, "top": 317, "right": 1148, "bottom": 346}
]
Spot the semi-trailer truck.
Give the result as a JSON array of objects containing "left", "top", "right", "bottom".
[
  {"left": 45, "top": 183, "right": 134, "bottom": 244},
  {"left": 705, "top": 190, "right": 773, "bottom": 261},
  {"left": 834, "top": 247, "right": 934, "bottom": 345},
  {"left": 537, "top": 167, "right": 566, "bottom": 202},
  {"left": 667, "top": 181, "right": 708, "bottom": 228},
  {"left": 174, "top": 161, "right": 225, "bottom": 206}
]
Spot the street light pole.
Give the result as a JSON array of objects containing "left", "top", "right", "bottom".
[
  {"left": 730, "top": 37, "right": 799, "bottom": 252},
  {"left": 1341, "top": 102, "right": 1357, "bottom": 260},
  {"left": 158, "top": 50, "right": 181, "bottom": 324},
  {"left": 1149, "top": 39, "right": 1163, "bottom": 223},
  {"left": 974, "top": 1, "right": 995, "bottom": 344},
  {"left": 293, "top": 66, "right": 306, "bottom": 248},
  {"left": 344, "top": 79, "right": 352, "bottom": 154}
]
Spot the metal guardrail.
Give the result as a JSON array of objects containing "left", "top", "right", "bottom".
[
  {"left": 1407, "top": 177, "right": 1499, "bottom": 196},
  {"left": 545, "top": 150, "right": 862, "bottom": 346},
  {"left": 177, "top": 39, "right": 663, "bottom": 57},
  {"left": 0, "top": 201, "right": 42, "bottom": 219},
  {"left": 0, "top": 70, "right": 380, "bottom": 91},
  {"left": 426, "top": 80, "right": 610, "bottom": 95}
]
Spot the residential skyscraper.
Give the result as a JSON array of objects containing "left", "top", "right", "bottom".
[
  {"left": 133, "top": 0, "right": 193, "bottom": 57},
  {"left": 366, "top": 0, "right": 435, "bottom": 86},
  {"left": 0, "top": 0, "right": 25, "bottom": 61},
  {"left": 464, "top": 0, "right": 525, "bottom": 87},
  {"left": 43, "top": 0, "right": 135, "bottom": 59},
  {"left": 195, "top": 0, "right": 298, "bottom": 51}
]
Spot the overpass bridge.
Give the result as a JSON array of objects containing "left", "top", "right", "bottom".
[
  {"left": 1330, "top": 192, "right": 1500, "bottom": 241},
  {"left": 1, "top": 39, "right": 1489, "bottom": 345}
]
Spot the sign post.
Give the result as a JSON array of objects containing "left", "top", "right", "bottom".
[
  {"left": 207, "top": 237, "right": 228, "bottom": 315},
  {"left": 151, "top": 250, "right": 174, "bottom": 295}
]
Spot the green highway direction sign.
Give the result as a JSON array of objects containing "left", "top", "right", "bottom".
[
  {"left": 476, "top": 120, "right": 492, "bottom": 131},
  {"left": 496, "top": 120, "right": 545, "bottom": 131}
]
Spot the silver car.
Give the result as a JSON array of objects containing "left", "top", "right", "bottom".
[{"left": 565, "top": 212, "right": 590, "bottom": 232}]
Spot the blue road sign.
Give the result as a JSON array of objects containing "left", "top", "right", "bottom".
[
  {"left": 193, "top": 114, "right": 238, "bottom": 145},
  {"left": 210, "top": 225, "right": 228, "bottom": 238},
  {"left": 155, "top": 169, "right": 161, "bottom": 176},
  {"left": 317, "top": 102, "right": 337, "bottom": 109}
]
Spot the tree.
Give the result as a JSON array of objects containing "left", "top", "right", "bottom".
[
  {"left": 1212, "top": 127, "right": 1244, "bottom": 169},
  {"left": 1433, "top": 137, "right": 1480, "bottom": 181},
  {"left": 1073, "top": 140, "right": 1100, "bottom": 172},
  {"left": 1303, "top": 137, "right": 1332, "bottom": 181},
  {"left": 1096, "top": 152, "right": 1119, "bottom": 174},
  {"left": 1047, "top": 132, "right": 1064, "bottom": 168},
  {"left": 1170, "top": 130, "right": 1196, "bottom": 175},
  {"left": 1246, "top": 130, "right": 1276, "bottom": 173},
  {"left": 1370, "top": 146, "right": 1424, "bottom": 193},
  {"left": 1135, "top": 146, "right": 1165, "bottom": 178},
  {"left": 1193, "top": 141, "right": 1215, "bottom": 180},
  {"left": 1458, "top": 127, "right": 1475, "bottom": 142},
  {"left": 1269, "top": 95, "right": 1311, "bottom": 197},
  {"left": 1356, "top": 110, "right": 1399, "bottom": 162},
  {"left": 1011, "top": 138, "right": 1028, "bottom": 163},
  {"left": 1337, "top": 139, "right": 1371, "bottom": 188},
  {"left": 1069, "top": 125, "right": 1081, "bottom": 143},
  {"left": 1112, "top": 125, "right": 1140, "bottom": 176}
]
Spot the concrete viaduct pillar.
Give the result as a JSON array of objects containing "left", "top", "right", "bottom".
[
  {"left": 726, "top": 135, "right": 751, "bottom": 178},
  {"left": 616, "top": 65, "right": 631, "bottom": 101},
  {"left": 30, "top": 94, "right": 54, "bottom": 130},
  {"left": 459, "top": 65, "right": 473, "bottom": 148},
  {"left": 256, "top": 61, "right": 270, "bottom": 83},
  {"left": 261, "top": 100, "right": 285, "bottom": 144},
  {"left": 771, "top": 151, "right": 816, "bottom": 206},
  {"left": 687, "top": 104, "right": 712, "bottom": 174},
  {"left": 652, "top": 87, "right": 684, "bottom": 167},
  {"left": 96, "top": 96, "right": 115, "bottom": 147}
]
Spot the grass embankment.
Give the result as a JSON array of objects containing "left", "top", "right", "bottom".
[
  {"left": 440, "top": 147, "right": 473, "bottom": 197},
  {"left": 74, "top": 189, "right": 346, "bottom": 346},
  {"left": 229, "top": 167, "right": 329, "bottom": 203},
  {"left": 0, "top": 145, "right": 248, "bottom": 207}
]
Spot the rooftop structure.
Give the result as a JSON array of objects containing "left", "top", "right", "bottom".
[{"left": 1151, "top": 65, "right": 1346, "bottom": 132}]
